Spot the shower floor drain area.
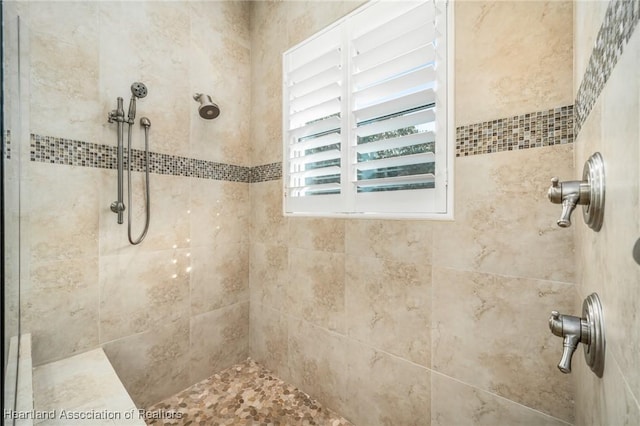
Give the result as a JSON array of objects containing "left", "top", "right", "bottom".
[{"left": 145, "top": 358, "right": 352, "bottom": 426}]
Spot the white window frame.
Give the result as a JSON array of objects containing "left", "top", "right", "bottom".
[{"left": 282, "top": 0, "right": 454, "bottom": 220}]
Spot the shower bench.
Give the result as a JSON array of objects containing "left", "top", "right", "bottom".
[{"left": 9, "top": 334, "right": 146, "bottom": 426}]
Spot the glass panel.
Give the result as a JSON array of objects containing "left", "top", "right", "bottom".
[{"left": 2, "top": 10, "right": 24, "bottom": 422}]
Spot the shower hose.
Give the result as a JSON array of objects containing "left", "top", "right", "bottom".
[{"left": 127, "top": 122, "right": 151, "bottom": 245}]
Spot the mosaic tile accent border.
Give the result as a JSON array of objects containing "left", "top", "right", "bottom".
[
  {"left": 250, "top": 162, "right": 282, "bottom": 183},
  {"left": 455, "top": 105, "right": 574, "bottom": 157},
  {"left": 3, "top": 130, "right": 11, "bottom": 160},
  {"left": 30, "top": 101, "right": 574, "bottom": 185},
  {"left": 575, "top": 0, "right": 640, "bottom": 134},
  {"left": 30, "top": 134, "right": 251, "bottom": 183}
]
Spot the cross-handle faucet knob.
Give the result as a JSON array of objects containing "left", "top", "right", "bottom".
[
  {"left": 547, "top": 177, "right": 591, "bottom": 228},
  {"left": 548, "top": 310, "right": 590, "bottom": 374}
]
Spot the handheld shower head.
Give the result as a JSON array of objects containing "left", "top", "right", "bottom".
[
  {"left": 131, "top": 82, "right": 148, "bottom": 98},
  {"left": 128, "top": 82, "right": 148, "bottom": 121},
  {"left": 193, "top": 93, "right": 220, "bottom": 120}
]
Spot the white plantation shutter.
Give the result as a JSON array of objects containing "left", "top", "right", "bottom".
[{"left": 283, "top": 0, "right": 452, "bottom": 217}]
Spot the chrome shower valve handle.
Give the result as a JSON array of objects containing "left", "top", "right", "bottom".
[
  {"left": 548, "top": 293, "right": 605, "bottom": 377},
  {"left": 547, "top": 177, "right": 590, "bottom": 227},
  {"left": 547, "top": 152, "right": 605, "bottom": 231}
]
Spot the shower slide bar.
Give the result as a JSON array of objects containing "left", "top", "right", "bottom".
[{"left": 107, "top": 82, "right": 151, "bottom": 245}]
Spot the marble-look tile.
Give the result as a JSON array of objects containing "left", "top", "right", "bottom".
[
  {"left": 345, "top": 219, "right": 432, "bottom": 265},
  {"left": 190, "top": 1, "right": 250, "bottom": 49},
  {"left": 250, "top": 180, "right": 288, "bottom": 246},
  {"left": 24, "top": 162, "right": 99, "bottom": 263},
  {"left": 103, "top": 320, "right": 190, "bottom": 409},
  {"left": 287, "top": 318, "right": 348, "bottom": 417},
  {"left": 189, "top": 15, "right": 251, "bottom": 166},
  {"left": 345, "top": 255, "right": 431, "bottom": 367},
  {"left": 285, "top": 1, "right": 365, "bottom": 47},
  {"left": 287, "top": 248, "right": 345, "bottom": 333},
  {"left": 21, "top": 258, "right": 99, "bottom": 366},
  {"left": 596, "top": 28, "right": 640, "bottom": 400},
  {"left": 99, "top": 172, "right": 191, "bottom": 256},
  {"left": 249, "top": 243, "right": 288, "bottom": 310},
  {"left": 574, "top": 342, "right": 640, "bottom": 426},
  {"left": 189, "top": 179, "right": 249, "bottom": 249},
  {"left": 433, "top": 145, "right": 575, "bottom": 283},
  {"left": 431, "top": 266, "right": 575, "bottom": 423},
  {"left": 249, "top": 1, "right": 288, "bottom": 166},
  {"left": 574, "top": 28, "right": 640, "bottom": 411},
  {"left": 289, "top": 217, "right": 345, "bottom": 253},
  {"left": 344, "top": 340, "right": 430, "bottom": 426},
  {"left": 98, "top": 1, "right": 190, "bottom": 157},
  {"left": 455, "top": 1, "right": 573, "bottom": 125},
  {"left": 29, "top": 30, "right": 101, "bottom": 143},
  {"left": 27, "top": 1, "right": 99, "bottom": 46},
  {"left": 189, "top": 39, "right": 250, "bottom": 166},
  {"left": 99, "top": 249, "right": 190, "bottom": 343},
  {"left": 189, "top": 302, "right": 250, "bottom": 385},
  {"left": 33, "top": 349, "right": 137, "bottom": 418},
  {"left": 190, "top": 243, "right": 249, "bottom": 316},
  {"left": 249, "top": 302, "right": 288, "bottom": 379},
  {"left": 432, "top": 372, "right": 571, "bottom": 426}
]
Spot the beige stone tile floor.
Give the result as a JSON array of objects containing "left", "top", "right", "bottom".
[{"left": 145, "top": 358, "right": 352, "bottom": 426}]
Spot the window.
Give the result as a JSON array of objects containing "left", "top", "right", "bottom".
[{"left": 283, "top": 0, "right": 453, "bottom": 219}]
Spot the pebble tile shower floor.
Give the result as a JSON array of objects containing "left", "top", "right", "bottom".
[{"left": 145, "top": 359, "right": 353, "bottom": 426}]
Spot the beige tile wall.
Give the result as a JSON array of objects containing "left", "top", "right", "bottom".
[
  {"left": 249, "top": 1, "right": 576, "bottom": 425},
  {"left": 8, "top": 0, "right": 595, "bottom": 423},
  {"left": 572, "top": 2, "right": 640, "bottom": 424},
  {"left": 14, "top": 0, "right": 252, "bottom": 408}
]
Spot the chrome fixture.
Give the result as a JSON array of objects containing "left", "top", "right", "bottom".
[
  {"left": 193, "top": 93, "right": 220, "bottom": 119},
  {"left": 107, "top": 82, "right": 151, "bottom": 245},
  {"left": 548, "top": 293, "right": 605, "bottom": 377},
  {"left": 548, "top": 152, "right": 605, "bottom": 231},
  {"left": 634, "top": 238, "right": 640, "bottom": 266}
]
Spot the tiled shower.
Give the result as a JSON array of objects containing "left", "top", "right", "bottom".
[{"left": 2, "top": 1, "right": 639, "bottom": 425}]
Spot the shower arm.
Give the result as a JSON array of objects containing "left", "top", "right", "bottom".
[{"left": 108, "top": 97, "right": 126, "bottom": 224}]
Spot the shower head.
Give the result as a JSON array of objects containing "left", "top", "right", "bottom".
[
  {"left": 193, "top": 93, "right": 220, "bottom": 120},
  {"left": 131, "top": 82, "right": 148, "bottom": 98},
  {"left": 127, "top": 82, "right": 148, "bottom": 121}
]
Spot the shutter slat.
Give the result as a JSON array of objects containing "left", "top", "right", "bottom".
[
  {"left": 354, "top": 89, "right": 435, "bottom": 124},
  {"left": 289, "top": 182, "right": 342, "bottom": 194},
  {"left": 290, "top": 149, "right": 341, "bottom": 165},
  {"left": 355, "top": 173, "right": 435, "bottom": 188},
  {"left": 353, "top": 67, "right": 435, "bottom": 113},
  {"left": 289, "top": 48, "right": 341, "bottom": 84},
  {"left": 356, "top": 131, "right": 435, "bottom": 154},
  {"left": 290, "top": 97, "right": 341, "bottom": 128},
  {"left": 356, "top": 108, "right": 435, "bottom": 138},
  {"left": 289, "top": 66, "right": 342, "bottom": 99},
  {"left": 352, "top": 2, "right": 434, "bottom": 54},
  {"left": 356, "top": 152, "right": 435, "bottom": 171},
  {"left": 354, "top": 44, "right": 436, "bottom": 90},
  {"left": 290, "top": 82, "right": 341, "bottom": 113},
  {"left": 290, "top": 166, "right": 341, "bottom": 179},
  {"left": 354, "top": 27, "right": 435, "bottom": 74},
  {"left": 290, "top": 115, "right": 341, "bottom": 137},
  {"left": 293, "top": 131, "right": 341, "bottom": 151}
]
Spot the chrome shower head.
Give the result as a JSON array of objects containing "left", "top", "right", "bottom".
[
  {"left": 193, "top": 93, "right": 220, "bottom": 120},
  {"left": 128, "top": 82, "right": 147, "bottom": 121},
  {"left": 131, "top": 82, "right": 148, "bottom": 99}
]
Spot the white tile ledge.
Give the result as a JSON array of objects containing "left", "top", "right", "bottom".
[{"left": 32, "top": 348, "right": 145, "bottom": 426}]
